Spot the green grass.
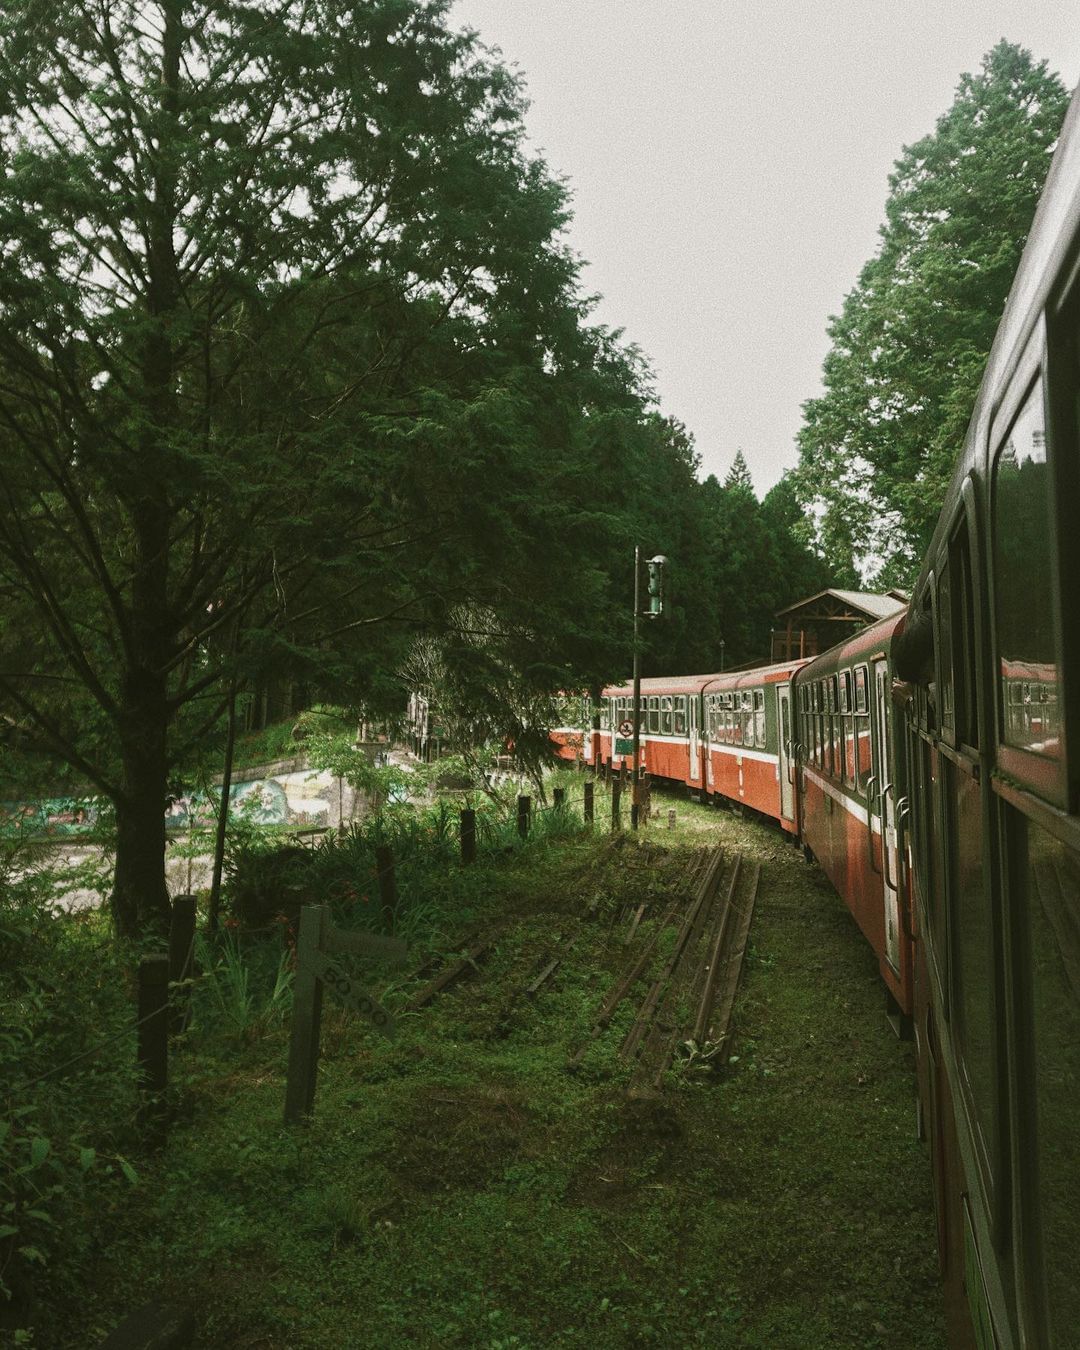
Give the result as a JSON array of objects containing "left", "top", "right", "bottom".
[{"left": 30, "top": 783, "right": 946, "bottom": 1348}]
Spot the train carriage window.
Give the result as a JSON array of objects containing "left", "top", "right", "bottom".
[
  {"left": 854, "top": 665, "right": 868, "bottom": 714},
  {"left": 753, "top": 689, "right": 766, "bottom": 748},
  {"left": 853, "top": 666, "right": 872, "bottom": 790},
  {"left": 673, "top": 696, "right": 687, "bottom": 736},
  {"left": 660, "top": 696, "right": 673, "bottom": 735},
  {"left": 838, "top": 671, "right": 852, "bottom": 783},
  {"left": 952, "top": 523, "right": 979, "bottom": 750},
  {"left": 938, "top": 559, "right": 955, "bottom": 735},
  {"left": 993, "top": 376, "right": 1061, "bottom": 774}
]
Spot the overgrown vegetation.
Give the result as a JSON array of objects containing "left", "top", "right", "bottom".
[
  {"left": 7, "top": 786, "right": 945, "bottom": 1347},
  {"left": 796, "top": 41, "right": 1069, "bottom": 584}
]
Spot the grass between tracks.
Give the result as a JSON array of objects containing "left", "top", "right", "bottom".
[{"left": 38, "top": 789, "right": 945, "bottom": 1349}]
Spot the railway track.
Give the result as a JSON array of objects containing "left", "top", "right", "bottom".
[{"left": 567, "top": 844, "right": 760, "bottom": 1086}]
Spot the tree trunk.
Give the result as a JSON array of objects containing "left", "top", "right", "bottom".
[
  {"left": 112, "top": 676, "right": 171, "bottom": 940},
  {"left": 206, "top": 680, "right": 238, "bottom": 934}
]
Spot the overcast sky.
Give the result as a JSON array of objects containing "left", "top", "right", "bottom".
[{"left": 450, "top": 2, "right": 1080, "bottom": 495}]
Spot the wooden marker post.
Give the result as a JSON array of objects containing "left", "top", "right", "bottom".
[
  {"left": 517, "top": 795, "right": 531, "bottom": 839},
  {"left": 284, "top": 905, "right": 328, "bottom": 1124},
  {"left": 460, "top": 808, "right": 477, "bottom": 864},
  {"left": 611, "top": 780, "right": 622, "bottom": 831},
  {"left": 284, "top": 904, "right": 405, "bottom": 1125},
  {"left": 584, "top": 781, "right": 594, "bottom": 825},
  {"left": 553, "top": 787, "right": 566, "bottom": 811}
]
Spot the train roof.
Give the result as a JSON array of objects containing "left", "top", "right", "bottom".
[
  {"left": 910, "top": 79, "right": 1080, "bottom": 606},
  {"left": 602, "top": 658, "right": 809, "bottom": 699},
  {"left": 797, "top": 609, "right": 907, "bottom": 679}
]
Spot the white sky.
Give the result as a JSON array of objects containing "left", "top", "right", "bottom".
[{"left": 450, "top": 1, "right": 1080, "bottom": 495}]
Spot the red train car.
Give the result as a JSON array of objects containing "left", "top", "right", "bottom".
[
  {"left": 597, "top": 662, "right": 806, "bottom": 831},
  {"left": 598, "top": 674, "right": 719, "bottom": 797},
  {"left": 793, "top": 614, "right": 915, "bottom": 1022},
  {"left": 701, "top": 661, "right": 806, "bottom": 833}
]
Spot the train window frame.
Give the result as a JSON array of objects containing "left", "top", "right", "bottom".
[
  {"left": 753, "top": 688, "right": 766, "bottom": 748},
  {"left": 989, "top": 366, "right": 1067, "bottom": 807},
  {"left": 660, "top": 695, "right": 673, "bottom": 735},
  {"left": 839, "top": 670, "right": 851, "bottom": 715},
  {"left": 937, "top": 556, "right": 956, "bottom": 743},
  {"left": 673, "top": 695, "right": 687, "bottom": 736},
  {"left": 854, "top": 665, "right": 868, "bottom": 714}
]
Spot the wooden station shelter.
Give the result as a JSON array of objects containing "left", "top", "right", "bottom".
[{"left": 770, "top": 588, "right": 907, "bottom": 663}]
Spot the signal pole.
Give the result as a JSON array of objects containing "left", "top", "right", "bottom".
[
  {"left": 631, "top": 550, "right": 668, "bottom": 831},
  {"left": 631, "top": 546, "right": 642, "bottom": 829}
]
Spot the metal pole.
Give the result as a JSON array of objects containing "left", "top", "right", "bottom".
[{"left": 631, "top": 545, "right": 642, "bottom": 831}]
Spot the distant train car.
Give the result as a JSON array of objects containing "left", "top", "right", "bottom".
[
  {"left": 549, "top": 693, "right": 592, "bottom": 765},
  {"left": 700, "top": 661, "right": 806, "bottom": 833},
  {"left": 598, "top": 674, "right": 720, "bottom": 796},
  {"left": 597, "top": 663, "right": 806, "bottom": 830},
  {"left": 793, "top": 614, "right": 914, "bottom": 1021}
]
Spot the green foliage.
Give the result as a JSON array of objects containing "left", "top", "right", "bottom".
[
  {"left": 23, "top": 796, "right": 946, "bottom": 1348},
  {"left": 796, "top": 42, "right": 1069, "bottom": 583},
  {"left": 195, "top": 931, "right": 294, "bottom": 1043},
  {"left": 0, "top": 847, "right": 139, "bottom": 1313}
]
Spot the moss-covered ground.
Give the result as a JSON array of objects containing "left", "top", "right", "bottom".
[{"left": 40, "top": 788, "right": 946, "bottom": 1348}]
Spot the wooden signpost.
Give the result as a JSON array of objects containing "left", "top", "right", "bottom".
[{"left": 284, "top": 904, "right": 407, "bottom": 1124}]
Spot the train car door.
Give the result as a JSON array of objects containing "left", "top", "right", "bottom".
[
  {"left": 873, "top": 659, "right": 902, "bottom": 971},
  {"left": 777, "top": 684, "right": 794, "bottom": 820},
  {"left": 688, "top": 695, "right": 702, "bottom": 789}
]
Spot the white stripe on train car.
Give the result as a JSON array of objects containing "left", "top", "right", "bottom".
[{"left": 803, "top": 766, "right": 871, "bottom": 828}]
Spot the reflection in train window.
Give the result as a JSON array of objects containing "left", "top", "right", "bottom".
[
  {"left": 1022, "top": 817, "right": 1080, "bottom": 1340},
  {"left": 993, "top": 376, "right": 1059, "bottom": 761},
  {"left": 854, "top": 665, "right": 869, "bottom": 715},
  {"left": 673, "top": 696, "right": 686, "bottom": 736}
]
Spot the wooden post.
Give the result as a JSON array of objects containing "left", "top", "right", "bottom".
[
  {"left": 167, "top": 895, "right": 196, "bottom": 1035},
  {"left": 611, "top": 780, "right": 622, "bottom": 831},
  {"left": 553, "top": 787, "right": 566, "bottom": 811},
  {"left": 375, "top": 845, "right": 397, "bottom": 934},
  {"left": 584, "top": 781, "right": 594, "bottom": 825},
  {"left": 460, "top": 808, "right": 476, "bottom": 865},
  {"left": 668, "top": 808, "right": 676, "bottom": 830},
  {"left": 517, "top": 795, "right": 531, "bottom": 839},
  {"left": 284, "top": 904, "right": 328, "bottom": 1125},
  {"left": 137, "top": 955, "right": 169, "bottom": 1129}
]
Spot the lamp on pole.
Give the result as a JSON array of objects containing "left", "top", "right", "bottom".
[{"left": 631, "top": 550, "right": 668, "bottom": 831}]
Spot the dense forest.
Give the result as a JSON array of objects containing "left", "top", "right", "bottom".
[
  {"left": 0, "top": 0, "right": 826, "bottom": 935},
  {"left": 0, "top": 6, "right": 1066, "bottom": 936},
  {"left": 795, "top": 42, "right": 1069, "bottom": 584}
]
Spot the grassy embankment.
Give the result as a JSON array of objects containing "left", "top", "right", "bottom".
[{"left": 27, "top": 785, "right": 945, "bottom": 1349}]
